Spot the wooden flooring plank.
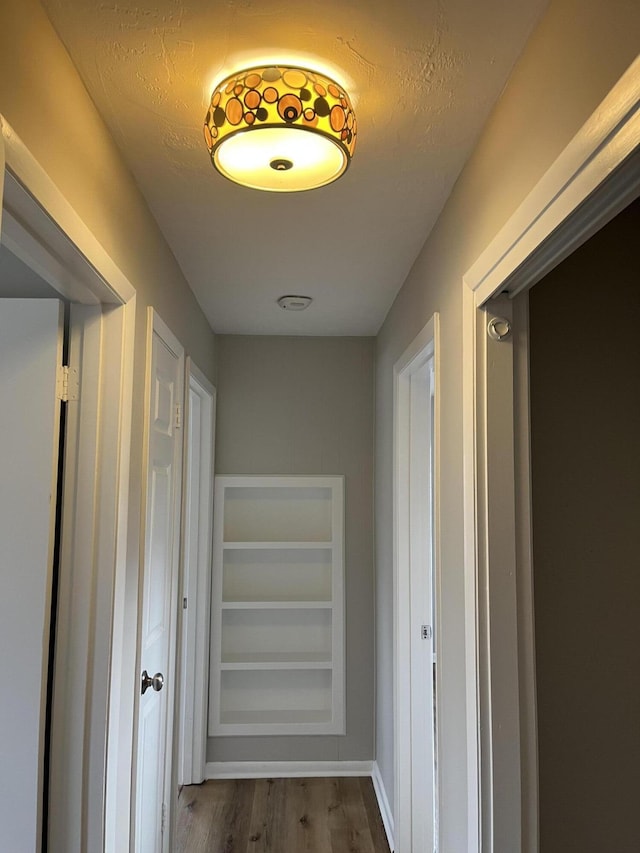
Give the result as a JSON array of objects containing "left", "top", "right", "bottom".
[
  {"left": 177, "top": 779, "right": 255, "bottom": 853},
  {"left": 219, "top": 778, "right": 255, "bottom": 852},
  {"left": 246, "top": 778, "right": 287, "bottom": 852},
  {"left": 359, "top": 778, "right": 390, "bottom": 852},
  {"left": 282, "top": 778, "right": 334, "bottom": 852},
  {"left": 176, "top": 777, "right": 390, "bottom": 853},
  {"left": 329, "top": 778, "right": 377, "bottom": 853}
]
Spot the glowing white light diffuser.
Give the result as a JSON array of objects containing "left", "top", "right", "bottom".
[{"left": 204, "top": 64, "right": 357, "bottom": 192}]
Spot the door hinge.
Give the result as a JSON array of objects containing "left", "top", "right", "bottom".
[
  {"left": 175, "top": 403, "right": 182, "bottom": 429},
  {"left": 56, "top": 364, "right": 79, "bottom": 402}
]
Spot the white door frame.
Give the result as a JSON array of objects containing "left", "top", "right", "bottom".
[
  {"left": 134, "top": 308, "right": 185, "bottom": 853},
  {"left": 462, "top": 57, "right": 640, "bottom": 852},
  {"left": 393, "top": 314, "right": 441, "bottom": 853},
  {"left": 177, "top": 360, "right": 216, "bottom": 787},
  {"left": 0, "top": 117, "right": 136, "bottom": 853}
]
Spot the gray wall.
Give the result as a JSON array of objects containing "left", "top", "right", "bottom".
[
  {"left": 529, "top": 198, "right": 640, "bottom": 851},
  {"left": 0, "top": 0, "right": 217, "bottom": 381},
  {"left": 374, "top": 1, "right": 640, "bottom": 847},
  {"left": 208, "top": 334, "right": 375, "bottom": 763}
]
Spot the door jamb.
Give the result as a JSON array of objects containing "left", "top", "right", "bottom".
[
  {"left": 0, "top": 117, "right": 136, "bottom": 853},
  {"left": 176, "top": 360, "right": 216, "bottom": 787},
  {"left": 393, "top": 314, "right": 441, "bottom": 853},
  {"left": 462, "top": 56, "right": 640, "bottom": 852}
]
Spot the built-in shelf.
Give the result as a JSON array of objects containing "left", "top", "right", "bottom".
[
  {"left": 221, "top": 651, "right": 332, "bottom": 665},
  {"left": 221, "top": 601, "right": 332, "bottom": 610},
  {"left": 221, "top": 661, "right": 333, "bottom": 671},
  {"left": 222, "top": 541, "right": 333, "bottom": 549},
  {"left": 209, "top": 475, "right": 345, "bottom": 737},
  {"left": 219, "top": 709, "right": 332, "bottom": 727}
]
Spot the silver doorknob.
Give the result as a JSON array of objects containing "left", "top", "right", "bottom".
[{"left": 141, "top": 670, "right": 164, "bottom": 695}]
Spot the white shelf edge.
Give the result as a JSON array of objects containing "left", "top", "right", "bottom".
[
  {"left": 222, "top": 541, "right": 333, "bottom": 549},
  {"left": 212, "top": 720, "right": 341, "bottom": 737},
  {"left": 221, "top": 600, "right": 332, "bottom": 610},
  {"left": 220, "top": 661, "right": 333, "bottom": 671}
]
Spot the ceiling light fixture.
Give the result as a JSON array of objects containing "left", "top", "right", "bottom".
[{"left": 204, "top": 65, "right": 357, "bottom": 192}]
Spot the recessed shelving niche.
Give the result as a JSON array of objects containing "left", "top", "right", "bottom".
[{"left": 209, "top": 476, "right": 345, "bottom": 737}]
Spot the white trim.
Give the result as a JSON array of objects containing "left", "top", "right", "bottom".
[
  {"left": 372, "top": 761, "right": 395, "bottom": 852},
  {"left": 464, "top": 55, "right": 640, "bottom": 304},
  {"left": 49, "top": 304, "right": 101, "bottom": 853},
  {"left": 462, "top": 56, "right": 640, "bottom": 853},
  {"left": 177, "top": 360, "right": 216, "bottom": 785},
  {"left": 205, "top": 760, "right": 374, "bottom": 779},
  {"left": 88, "top": 300, "right": 136, "bottom": 850},
  {"left": 393, "top": 315, "right": 439, "bottom": 853},
  {"left": 50, "top": 302, "right": 136, "bottom": 853},
  {"left": 462, "top": 285, "right": 481, "bottom": 853},
  {"left": 512, "top": 295, "right": 538, "bottom": 853},
  {"left": 1, "top": 200, "right": 99, "bottom": 305},
  {"left": 0, "top": 117, "right": 135, "bottom": 304},
  {"left": 104, "top": 299, "right": 137, "bottom": 853}
]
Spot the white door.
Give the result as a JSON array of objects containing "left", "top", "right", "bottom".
[
  {"left": 135, "top": 310, "right": 184, "bottom": 853},
  {"left": 0, "top": 299, "right": 63, "bottom": 853},
  {"left": 394, "top": 317, "right": 439, "bottom": 853},
  {"left": 408, "top": 361, "right": 437, "bottom": 853}
]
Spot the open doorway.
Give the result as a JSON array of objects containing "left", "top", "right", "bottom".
[
  {"left": 527, "top": 196, "right": 640, "bottom": 851},
  {"left": 462, "top": 57, "right": 640, "bottom": 851},
  {"left": 0, "top": 249, "right": 69, "bottom": 852}
]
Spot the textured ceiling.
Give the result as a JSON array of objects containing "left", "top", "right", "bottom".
[{"left": 42, "top": 0, "right": 545, "bottom": 335}]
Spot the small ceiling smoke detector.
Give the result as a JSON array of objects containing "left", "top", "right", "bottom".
[{"left": 277, "top": 295, "right": 313, "bottom": 311}]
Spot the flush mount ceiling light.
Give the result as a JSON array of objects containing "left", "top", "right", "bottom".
[{"left": 204, "top": 65, "right": 357, "bottom": 192}]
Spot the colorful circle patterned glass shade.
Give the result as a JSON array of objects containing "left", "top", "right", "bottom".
[{"left": 204, "top": 65, "right": 357, "bottom": 191}]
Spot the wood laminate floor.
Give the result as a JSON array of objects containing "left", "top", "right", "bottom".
[{"left": 175, "top": 777, "right": 391, "bottom": 853}]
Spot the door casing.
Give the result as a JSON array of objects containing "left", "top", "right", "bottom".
[
  {"left": 0, "top": 116, "right": 136, "bottom": 853},
  {"left": 176, "top": 360, "right": 216, "bottom": 788},
  {"left": 462, "top": 56, "right": 640, "bottom": 853},
  {"left": 393, "top": 314, "right": 441, "bottom": 853}
]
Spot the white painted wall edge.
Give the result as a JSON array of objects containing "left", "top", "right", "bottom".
[
  {"left": 463, "top": 55, "right": 640, "bottom": 304},
  {"left": 205, "top": 760, "right": 373, "bottom": 779},
  {"left": 372, "top": 761, "right": 396, "bottom": 852}
]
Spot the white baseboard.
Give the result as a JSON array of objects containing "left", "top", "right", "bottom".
[
  {"left": 205, "top": 759, "right": 395, "bottom": 850},
  {"left": 372, "top": 761, "right": 395, "bottom": 852},
  {"left": 205, "top": 760, "right": 374, "bottom": 780}
]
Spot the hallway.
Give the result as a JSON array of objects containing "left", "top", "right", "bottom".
[{"left": 176, "top": 777, "right": 390, "bottom": 853}]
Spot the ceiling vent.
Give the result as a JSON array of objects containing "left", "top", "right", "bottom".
[{"left": 277, "top": 295, "right": 312, "bottom": 311}]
